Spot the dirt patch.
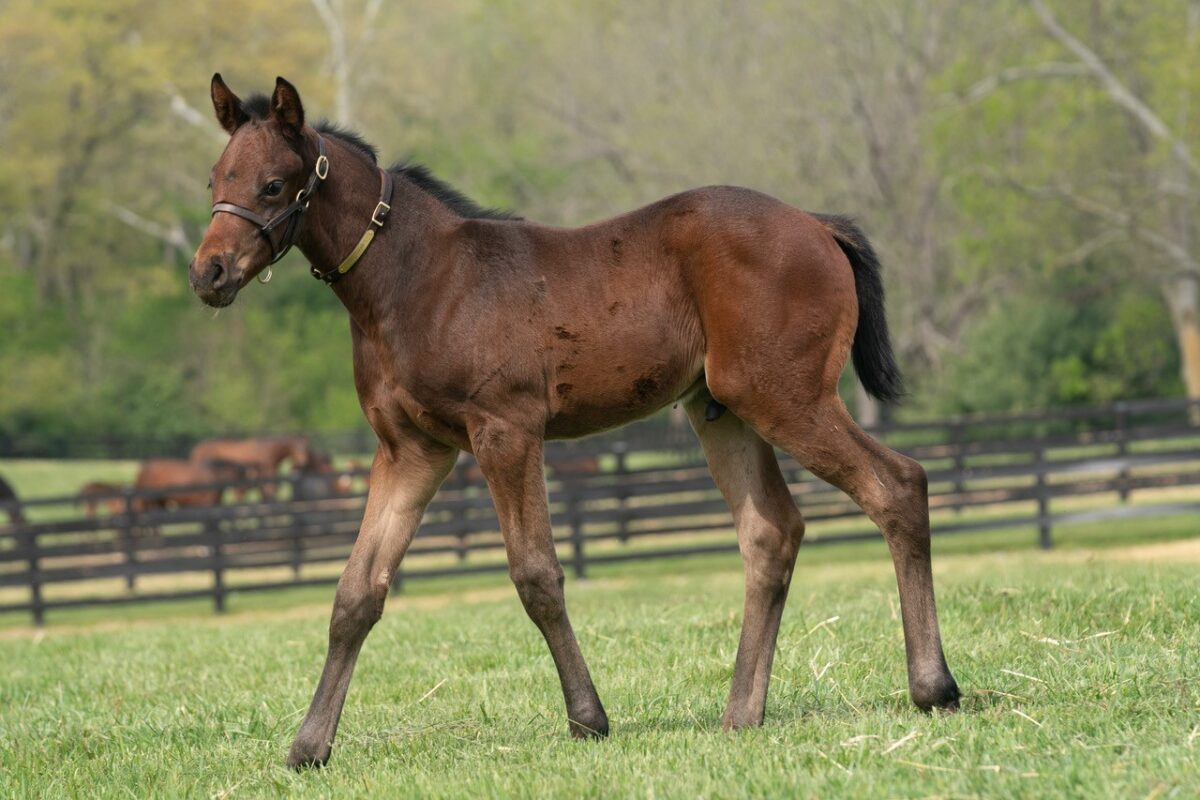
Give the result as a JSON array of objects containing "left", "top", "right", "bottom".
[{"left": 1087, "top": 537, "right": 1200, "bottom": 563}]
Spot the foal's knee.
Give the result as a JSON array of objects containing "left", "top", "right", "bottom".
[
  {"left": 510, "top": 560, "right": 566, "bottom": 624},
  {"left": 873, "top": 455, "right": 932, "bottom": 552},
  {"left": 328, "top": 576, "right": 388, "bottom": 645},
  {"left": 895, "top": 456, "right": 929, "bottom": 501},
  {"left": 743, "top": 515, "right": 805, "bottom": 594}
]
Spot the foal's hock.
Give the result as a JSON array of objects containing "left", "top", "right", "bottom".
[{"left": 190, "top": 74, "right": 959, "bottom": 769}]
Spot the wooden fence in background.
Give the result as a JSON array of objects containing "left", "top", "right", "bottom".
[{"left": 1, "top": 398, "right": 1198, "bottom": 624}]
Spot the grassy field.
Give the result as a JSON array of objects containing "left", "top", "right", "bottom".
[
  {"left": 2, "top": 534, "right": 1198, "bottom": 798},
  {"left": 0, "top": 458, "right": 141, "bottom": 500}
]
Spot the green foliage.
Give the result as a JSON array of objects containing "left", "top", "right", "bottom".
[
  {"left": 925, "top": 273, "right": 1181, "bottom": 415},
  {"left": 0, "top": 0, "right": 1192, "bottom": 446}
]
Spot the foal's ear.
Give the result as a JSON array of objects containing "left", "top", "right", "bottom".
[
  {"left": 210, "top": 73, "right": 248, "bottom": 135},
  {"left": 271, "top": 76, "right": 305, "bottom": 138}
]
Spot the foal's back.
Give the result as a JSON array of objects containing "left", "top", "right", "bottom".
[{"left": 440, "top": 185, "right": 854, "bottom": 438}]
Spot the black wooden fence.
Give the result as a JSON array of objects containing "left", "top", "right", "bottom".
[{"left": 2, "top": 398, "right": 1198, "bottom": 625}]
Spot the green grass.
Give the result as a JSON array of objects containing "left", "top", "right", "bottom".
[
  {"left": 0, "top": 458, "right": 140, "bottom": 499},
  {"left": 2, "top": 539, "right": 1198, "bottom": 798}
]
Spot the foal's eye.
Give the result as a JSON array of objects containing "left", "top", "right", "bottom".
[{"left": 263, "top": 180, "right": 285, "bottom": 197}]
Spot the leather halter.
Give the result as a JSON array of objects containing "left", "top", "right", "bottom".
[
  {"left": 210, "top": 134, "right": 394, "bottom": 285},
  {"left": 211, "top": 136, "right": 329, "bottom": 266},
  {"left": 309, "top": 168, "right": 394, "bottom": 285}
]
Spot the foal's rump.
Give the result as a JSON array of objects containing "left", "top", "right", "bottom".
[
  {"left": 660, "top": 186, "right": 893, "bottom": 407},
  {"left": 526, "top": 185, "right": 881, "bottom": 435}
]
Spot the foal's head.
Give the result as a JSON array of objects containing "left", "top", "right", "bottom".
[{"left": 190, "top": 74, "right": 321, "bottom": 307}]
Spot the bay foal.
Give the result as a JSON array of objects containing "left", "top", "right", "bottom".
[{"left": 190, "top": 75, "right": 959, "bottom": 768}]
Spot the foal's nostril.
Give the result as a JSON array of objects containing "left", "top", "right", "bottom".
[{"left": 210, "top": 259, "right": 227, "bottom": 289}]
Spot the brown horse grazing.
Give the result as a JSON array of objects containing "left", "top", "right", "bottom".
[
  {"left": 291, "top": 449, "right": 356, "bottom": 500},
  {"left": 190, "top": 435, "right": 311, "bottom": 499},
  {"left": 134, "top": 459, "right": 245, "bottom": 510},
  {"left": 0, "top": 473, "right": 25, "bottom": 526},
  {"left": 191, "top": 75, "right": 958, "bottom": 768},
  {"left": 78, "top": 481, "right": 129, "bottom": 517}
]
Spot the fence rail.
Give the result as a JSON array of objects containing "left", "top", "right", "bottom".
[{"left": 2, "top": 398, "right": 1199, "bottom": 624}]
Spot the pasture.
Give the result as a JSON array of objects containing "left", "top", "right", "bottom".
[{"left": 2, "top": 529, "right": 1197, "bottom": 798}]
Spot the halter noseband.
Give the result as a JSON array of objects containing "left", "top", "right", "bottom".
[{"left": 210, "top": 136, "right": 330, "bottom": 267}]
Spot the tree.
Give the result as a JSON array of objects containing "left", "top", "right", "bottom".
[{"left": 959, "top": 0, "right": 1200, "bottom": 406}]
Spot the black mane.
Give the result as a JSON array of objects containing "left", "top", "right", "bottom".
[
  {"left": 240, "top": 93, "right": 517, "bottom": 221},
  {"left": 386, "top": 160, "right": 519, "bottom": 221},
  {"left": 314, "top": 120, "right": 379, "bottom": 165}
]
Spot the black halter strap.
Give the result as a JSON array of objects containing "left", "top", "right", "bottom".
[{"left": 211, "top": 136, "right": 330, "bottom": 265}]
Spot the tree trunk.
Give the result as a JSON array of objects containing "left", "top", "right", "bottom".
[{"left": 1163, "top": 274, "right": 1200, "bottom": 421}]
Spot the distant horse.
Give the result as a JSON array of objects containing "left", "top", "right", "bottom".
[
  {"left": 292, "top": 449, "right": 354, "bottom": 500},
  {"left": 78, "top": 481, "right": 129, "bottom": 517},
  {"left": 134, "top": 459, "right": 245, "bottom": 510},
  {"left": 547, "top": 454, "right": 602, "bottom": 477},
  {"left": 190, "top": 435, "right": 311, "bottom": 498},
  {"left": 0, "top": 473, "right": 25, "bottom": 526},
  {"left": 192, "top": 75, "right": 958, "bottom": 769}
]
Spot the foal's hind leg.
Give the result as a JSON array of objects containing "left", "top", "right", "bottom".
[
  {"left": 684, "top": 394, "right": 805, "bottom": 729},
  {"left": 739, "top": 393, "right": 959, "bottom": 711}
]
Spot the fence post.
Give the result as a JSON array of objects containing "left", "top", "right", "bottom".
[
  {"left": 565, "top": 475, "right": 586, "bottom": 579},
  {"left": 20, "top": 511, "right": 44, "bottom": 626},
  {"left": 209, "top": 515, "right": 226, "bottom": 613},
  {"left": 288, "top": 477, "right": 305, "bottom": 581},
  {"left": 951, "top": 418, "right": 966, "bottom": 514},
  {"left": 614, "top": 443, "right": 629, "bottom": 544},
  {"left": 1115, "top": 403, "right": 1130, "bottom": 503},
  {"left": 290, "top": 507, "right": 304, "bottom": 580},
  {"left": 122, "top": 490, "right": 138, "bottom": 591},
  {"left": 1035, "top": 448, "right": 1052, "bottom": 550},
  {"left": 454, "top": 466, "right": 470, "bottom": 562}
]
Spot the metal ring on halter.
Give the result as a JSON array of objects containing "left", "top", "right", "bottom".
[{"left": 257, "top": 267, "right": 273, "bottom": 284}]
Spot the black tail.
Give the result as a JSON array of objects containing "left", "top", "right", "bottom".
[{"left": 812, "top": 214, "right": 904, "bottom": 402}]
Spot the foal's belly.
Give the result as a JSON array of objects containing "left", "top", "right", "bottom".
[{"left": 541, "top": 296, "right": 706, "bottom": 439}]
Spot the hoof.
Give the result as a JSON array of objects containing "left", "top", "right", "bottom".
[
  {"left": 286, "top": 738, "right": 332, "bottom": 770},
  {"left": 910, "top": 674, "right": 961, "bottom": 712},
  {"left": 568, "top": 709, "right": 609, "bottom": 739},
  {"left": 720, "top": 708, "right": 765, "bottom": 731}
]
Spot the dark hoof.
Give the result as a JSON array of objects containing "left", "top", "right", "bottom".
[
  {"left": 286, "top": 738, "right": 332, "bottom": 770},
  {"left": 911, "top": 674, "right": 961, "bottom": 712},
  {"left": 569, "top": 710, "right": 609, "bottom": 739},
  {"left": 721, "top": 710, "right": 765, "bottom": 731}
]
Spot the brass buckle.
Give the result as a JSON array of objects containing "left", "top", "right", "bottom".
[
  {"left": 371, "top": 201, "right": 391, "bottom": 227},
  {"left": 314, "top": 154, "right": 330, "bottom": 180}
]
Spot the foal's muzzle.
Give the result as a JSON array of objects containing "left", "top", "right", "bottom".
[{"left": 189, "top": 253, "right": 241, "bottom": 308}]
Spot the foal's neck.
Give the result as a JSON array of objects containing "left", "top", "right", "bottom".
[{"left": 297, "top": 133, "right": 455, "bottom": 335}]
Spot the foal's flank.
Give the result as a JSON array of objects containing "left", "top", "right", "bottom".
[{"left": 191, "top": 74, "right": 958, "bottom": 769}]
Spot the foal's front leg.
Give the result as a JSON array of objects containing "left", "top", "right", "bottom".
[
  {"left": 472, "top": 423, "right": 609, "bottom": 738},
  {"left": 287, "top": 439, "right": 456, "bottom": 768}
]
